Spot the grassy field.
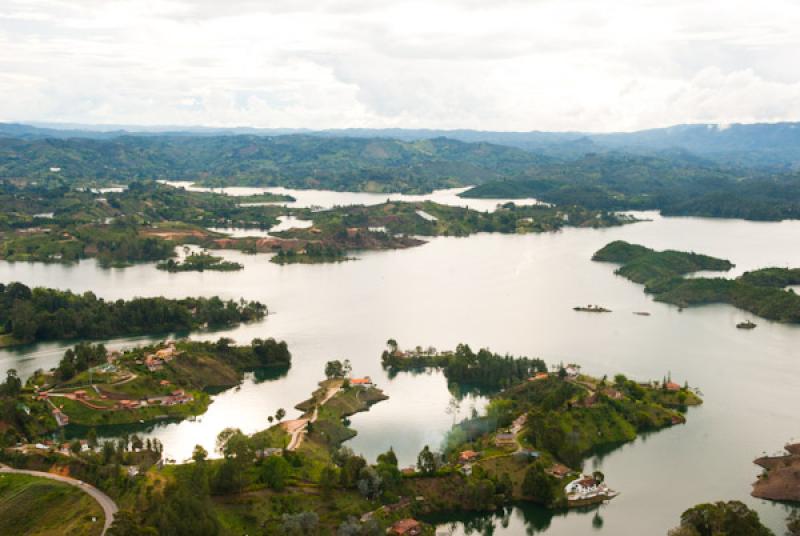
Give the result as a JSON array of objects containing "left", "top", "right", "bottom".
[{"left": 0, "top": 473, "right": 104, "bottom": 535}]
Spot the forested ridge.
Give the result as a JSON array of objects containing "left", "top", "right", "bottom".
[{"left": 0, "top": 282, "right": 266, "bottom": 344}]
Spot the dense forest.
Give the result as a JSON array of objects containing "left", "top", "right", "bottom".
[
  {"left": 382, "top": 342, "right": 547, "bottom": 391},
  {"left": 461, "top": 154, "right": 800, "bottom": 221},
  {"left": 0, "top": 282, "right": 266, "bottom": 345},
  {"left": 0, "top": 135, "right": 545, "bottom": 193},
  {"left": 594, "top": 241, "right": 800, "bottom": 322}
]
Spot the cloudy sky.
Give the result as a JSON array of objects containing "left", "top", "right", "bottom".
[{"left": 1, "top": 0, "right": 800, "bottom": 131}]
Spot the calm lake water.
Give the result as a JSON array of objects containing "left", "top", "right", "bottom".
[{"left": 2, "top": 189, "right": 799, "bottom": 534}]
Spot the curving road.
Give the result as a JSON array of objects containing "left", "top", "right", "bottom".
[{"left": 0, "top": 464, "right": 118, "bottom": 535}]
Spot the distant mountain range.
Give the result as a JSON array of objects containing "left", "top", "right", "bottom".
[
  {"left": 3, "top": 120, "right": 800, "bottom": 168},
  {"left": 1, "top": 120, "right": 800, "bottom": 220}
]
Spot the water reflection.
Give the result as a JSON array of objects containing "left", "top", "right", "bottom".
[{"left": 3, "top": 213, "right": 800, "bottom": 533}]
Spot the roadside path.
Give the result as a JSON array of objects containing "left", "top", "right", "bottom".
[
  {"left": 284, "top": 384, "right": 341, "bottom": 451},
  {"left": 0, "top": 464, "right": 118, "bottom": 535}
]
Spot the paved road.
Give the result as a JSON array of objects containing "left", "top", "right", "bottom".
[{"left": 0, "top": 464, "right": 118, "bottom": 535}]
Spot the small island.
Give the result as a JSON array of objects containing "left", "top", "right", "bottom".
[
  {"left": 156, "top": 252, "right": 243, "bottom": 272},
  {"left": 593, "top": 240, "right": 800, "bottom": 323},
  {"left": 573, "top": 304, "right": 611, "bottom": 313}
]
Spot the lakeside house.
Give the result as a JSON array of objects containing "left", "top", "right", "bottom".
[
  {"left": 665, "top": 381, "right": 681, "bottom": 391},
  {"left": 495, "top": 432, "right": 516, "bottom": 447},
  {"left": 547, "top": 463, "right": 571, "bottom": 479},
  {"left": 564, "top": 474, "right": 618, "bottom": 504},
  {"left": 529, "top": 372, "right": 549, "bottom": 381},
  {"left": 565, "top": 364, "right": 580, "bottom": 378},
  {"left": 565, "top": 475, "right": 599, "bottom": 496},
  {"left": 350, "top": 376, "right": 373, "bottom": 387},
  {"left": 389, "top": 518, "right": 422, "bottom": 536}
]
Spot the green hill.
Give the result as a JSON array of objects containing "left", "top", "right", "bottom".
[{"left": 0, "top": 473, "right": 104, "bottom": 535}]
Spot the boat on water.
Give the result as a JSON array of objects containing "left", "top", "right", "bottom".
[
  {"left": 737, "top": 320, "right": 757, "bottom": 329},
  {"left": 633, "top": 311, "right": 651, "bottom": 316},
  {"left": 573, "top": 304, "right": 611, "bottom": 313}
]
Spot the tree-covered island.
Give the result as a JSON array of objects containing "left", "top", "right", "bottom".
[
  {"left": 156, "top": 252, "right": 243, "bottom": 272},
  {"left": 593, "top": 240, "right": 800, "bottom": 322},
  {"left": 0, "top": 282, "right": 266, "bottom": 347}
]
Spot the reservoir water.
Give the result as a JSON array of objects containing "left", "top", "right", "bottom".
[{"left": 1, "top": 188, "right": 799, "bottom": 534}]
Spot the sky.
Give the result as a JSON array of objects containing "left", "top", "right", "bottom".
[{"left": 1, "top": 0, "right": 800, "bottom": 132}]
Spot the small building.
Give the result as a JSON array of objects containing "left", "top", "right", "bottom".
[
  {"left": 389, "top": 518, "right": 422, "bottom": 536},
  {"left": 401, "top": 466, "right": 416, "bottom": 476},
  {"left": 159, "top": 380, "right": 171, "bottom": 386},
  {"left": 458, "top": 450, "right": 480, "bottom": 464},
  {"left": 547, "top": 463, "right": 571, "bottom": 479},
  {"left": 665, "top": 381, "right": 681, "bottom": 392},
  {"left": 73, "top": 390, "right": 88, "bottom": 400},
  {"left": 495, "top": 433, "right": 516, "bottom": 447},
  {"left": 120, "top": 400, "right": 140, "bottom": 409},
  {"left": 564, "top": 364, "right": 580, "bottom": 378},
  {"left": 349, "top": 377, "right": 373, "bottom": 387},
  {"left": 565, "top": 475, "right": 599, "bottom": 496},
  {"left": 258, "top": 447, "right": 283, "bottom": 458},
  {"left": 603, "top": 388, "right": 624, "bottom": 400},
  {"left": 529, "top": 372, "right": 549, "bottom": 381}
]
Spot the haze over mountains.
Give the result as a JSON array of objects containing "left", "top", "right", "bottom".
[
  {"left": 2, "top": 120, "right": 800, "bottom": 221},
  {"left": 3, "top": 121, "right": 800, "bottom": 169}
]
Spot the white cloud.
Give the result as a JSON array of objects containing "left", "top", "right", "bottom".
[{"left": 0, "top": 0, "right": 799, "bottom": 130}]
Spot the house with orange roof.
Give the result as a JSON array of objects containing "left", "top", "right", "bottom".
[
  {"left": 459, "top": 450, "right": 480, "bottom": 464},
  {"left": 350, "top": 376, "right": 373, "bottom": 387},
  {"left": 388, "top": 518, "right": 422, "bottom": 536}
]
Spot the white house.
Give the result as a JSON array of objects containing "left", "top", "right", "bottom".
[{"left": 564, "top": 475, "right": 599, "bottom": 497}]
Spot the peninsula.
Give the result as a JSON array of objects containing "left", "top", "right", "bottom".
[
  {"left": 23, "top": 337, "right": 291, "bottom": 429},
  {"left": 381, "top": 341, "right": 700, "bottom": 510},
  {"left": 593, "top": 241, "right": 800, "bottom": 323},
  {"left": 752, "top": 443, "right": 800, "bottom": 502}
]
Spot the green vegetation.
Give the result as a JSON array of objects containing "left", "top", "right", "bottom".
[
  {"left": 157, "top": 252, "right": 243, "bottom": 272},
  {"left": 40, "top": 338, "right": 291, "bottom": 427},
  {"left": 381, "top": 342, "right": 547, "bottom": 393},
  {"left": 0, "top": 282, "right": 266, "bottom": 346},
  {"left": 0, "top": 473, "right": 105, "bottom": 535},
  {"left": 668, "top": 500, "right": 774, "bottom": 536},
  {"left": 594, "top": 241, "right": 800, "bottom": 322},
  {"left": 460, "top": 152, "right": 800, "bottom": 221},
  {"left": 0, "top": 135, "right": 545, "bottom": 194},
  {"left": 0, "top": 369, "right": 54, "bottom": 446},
  {"left": 0, "top": 181, "right": 291, "bottom": 266}
]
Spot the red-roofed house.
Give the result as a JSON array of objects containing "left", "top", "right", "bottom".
[
  {"left": 350, "top": 377, "right": 373, "bottom": 387},
  {"left": 389, "top": 518, "right": 422, "bottom": 535},
  {"left": 459, "top": 450, "right": 480, "bottom": 464},
  {"left": 666, "top": 381, "right": 681, "bottom": 392}
]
